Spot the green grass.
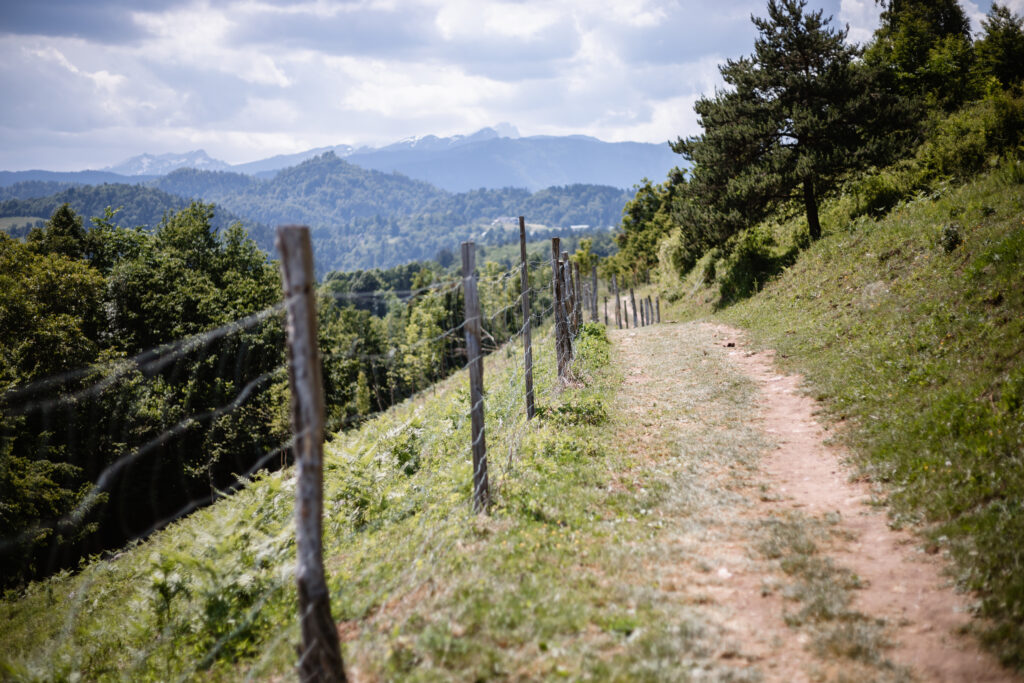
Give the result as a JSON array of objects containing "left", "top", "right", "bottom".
[
  {"left": 0, "top": 321, "right": 715, "bottom": 680},
  {"left": 663, "top": 166, "right": 1024, "bottom": 668}
]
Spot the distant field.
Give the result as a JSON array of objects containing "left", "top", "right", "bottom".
[{"left": 0, "top": 216, "right": 44, "bottom": 233}]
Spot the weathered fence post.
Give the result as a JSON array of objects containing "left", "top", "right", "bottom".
[
  {"left": 573, "top": 262, "right": 583, "bottom": 332},
  {"left": 603, "top": 296, "right": 608, "bottom": 326},
  {"left": 589, "top": 266, "right": 598, "bottom": 322},
  {"left": 630, "top": 288, "right": 639, "bottom": 328},
  {"left": 551, "top": 239, "right": 568, "bottom": 380},
  {"left": 462, "top": 242, "right": 490, "bottom": 512},
  {"left": 613, "top": 274, "right": 621, "bottom": 329},
  {"left": 277, "top": 225, "right": 346, "bottom": 683},
  {"left": 518, "top": 217, "right": 535, "bottom": 420},
  {"left": 561, "top": 251, "right": 573, "bottom": 336},
  {"left": 656, "top": 297, "right": 661, "bottom": 323}
]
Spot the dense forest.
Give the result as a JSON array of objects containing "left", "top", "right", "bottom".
[{"left": 0, "top": 156, "right": 629, "bottom": 272}]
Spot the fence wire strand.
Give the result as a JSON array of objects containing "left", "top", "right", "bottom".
[{"left": 1, "top": 244, "right": 602, "bottom": 681}]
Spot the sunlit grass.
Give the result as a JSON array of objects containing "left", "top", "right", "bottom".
[{"left": 664, "top": 167, "right": 1024, "bottom": 667}]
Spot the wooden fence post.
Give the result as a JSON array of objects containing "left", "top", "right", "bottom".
[
  {"left": 561, "top": 260, "right": 575, "bottom": 363},
  {"left": 277, "top": 225, "right": 346, "bottom": 683},
  {"left": 561, "top": 251, "right": 573, "bottom": 337},
  {"left": 518, "top": 217, "right": 535, "bottom": 420},
  {"left": 656, "top": 297, "right": 661, "bottom": 323},
  {"left": 590, "top": 266, "right": 599, "bottom": 322},
  {"left": 630, "top": 288, "right": 638, "bottom": 328},
  {"left": 573, "top": 261, "right": 583, "bottom": 332},
  {"left": 603, "top": 296, "right": 608, "bottom": 326},
  {"left": 462, "top": 242, "right": 490, "bottom": 512},
  {"left": 551, "top": 239, "right": 568, "bottom": 381},
  {"left": 613, "top": 274, "right": 621, "bottom": 329}
]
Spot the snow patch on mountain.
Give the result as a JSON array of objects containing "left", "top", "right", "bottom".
[{"left": 106, "top": 150, "right": 231, "bottom": 176}]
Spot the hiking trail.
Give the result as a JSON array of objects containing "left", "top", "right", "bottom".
[{"left": 607, "top": 320, "right": 1014, "bottom": 682}]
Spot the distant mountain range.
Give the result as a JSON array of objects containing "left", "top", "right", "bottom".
[
  {"left": 89, "top": 124, "right": 680, "bottom": 191},
  {"left": 0, "top": 125, "right": 677, "bottom": 271}
]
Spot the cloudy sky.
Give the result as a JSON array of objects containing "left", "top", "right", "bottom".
[{"left": 0, "top": 0, "right": 1016, "bottom": 171}]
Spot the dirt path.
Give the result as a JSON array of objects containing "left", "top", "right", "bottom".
[{"left": 608, "top": 321, "right": 1016, "bottom": 682}]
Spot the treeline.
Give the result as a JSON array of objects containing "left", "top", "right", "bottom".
[
  {"left": 0, "top": 183, "right": 275, "bottom": 253},
  {"left": 608, "top": 0, "right": 1024, "bottom": 300},
  {"left": 0, "top": 160, "right": 629, "bottom": 273},
  {"left": 0, "top": 202, "right": 555, "bottom": 590}
]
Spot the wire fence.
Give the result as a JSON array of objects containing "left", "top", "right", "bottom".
[{"left": 0, "top": 220, "right": 655, "bottom": 681}]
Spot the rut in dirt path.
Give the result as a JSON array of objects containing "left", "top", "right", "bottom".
[{"left": 609, "top": 321, "right": 1016, "bottom": 683}]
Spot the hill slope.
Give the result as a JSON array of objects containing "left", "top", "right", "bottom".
[{"left": 663, "top": 165, "right": 1024, "bottom": 666}]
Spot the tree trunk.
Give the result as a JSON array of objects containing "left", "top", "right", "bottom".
[{"left": 804, "top": 177, "right": 821, "bottom": 241}]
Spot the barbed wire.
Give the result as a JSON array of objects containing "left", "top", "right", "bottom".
[{"left": 1, "top": 243, "right": 598, "bottom": 681}]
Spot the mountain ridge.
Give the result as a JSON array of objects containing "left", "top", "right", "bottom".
[{"left": 5, "top": 126, "right": 680, "bottom": 192}]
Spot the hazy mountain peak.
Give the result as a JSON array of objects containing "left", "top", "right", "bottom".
[
  {"left": 492, "top": 122, "right": 520, "bottom": 139},
  {"left": 379, "top": 124, "right": 521, "bottom": 154},
  {"left": 106, "top": 149, "right": 231, "bottom": 176}
]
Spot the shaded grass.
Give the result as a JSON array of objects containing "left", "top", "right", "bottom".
[{"left": 665, "top": 167, "right": 1024, "bottom": 668}]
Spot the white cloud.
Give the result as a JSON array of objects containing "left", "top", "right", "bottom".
[
  {"left": 839, "top": 0, "right": 880, "bottom": 44},
  {"left": 29, "top": 46, "right": 125, "bottom": 91},
  {"left": 962, "top": 1, "right": 989, "bottom": 32},
  {"left": 132, "top": 4, "right": 291, "bottom": 87},
  {"left": 434, "top": 0, "right": 564, "bottom": 40},
  {"left": 9, "top": 0, "right": 1009, "bottom": 171}
]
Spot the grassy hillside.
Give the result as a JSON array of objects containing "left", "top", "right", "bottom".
[
  {"left": 2, "top": 323, "right": 667, "bottom": 680},
  {"left": 662, "top": 165, "right": 1024, "bottom": 666}
]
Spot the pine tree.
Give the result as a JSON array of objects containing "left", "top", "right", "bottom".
[
  {"left": 674, "top": 0, "right": 877, "bottom": 244},
  {"left": 28, "top": 203, "right": 88, "bottom": 260}
]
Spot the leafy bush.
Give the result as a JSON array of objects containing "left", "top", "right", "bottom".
[
  {"left": 919, "top": 90, "right": 1024, "bottom": 180},
  {"left": 939, "top": 222, "right": 963, "bottom": 251},
  {"left": 715, "top": 225, "right": 796, "bottom": 305}
]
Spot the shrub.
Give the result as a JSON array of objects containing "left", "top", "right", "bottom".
[
  {"left": 919, "top": 90, "right": 1024, "bottom": 180},
  {"left": 940, "top": 222, "right": 963, "bottom": 252},
  {"left": 716, "top": 225, "right": 795, "bottom": 305}
]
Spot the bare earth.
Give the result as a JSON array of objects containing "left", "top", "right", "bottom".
[{"left": 609, "top": 321, "right": 1018, "bottom": 682}]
